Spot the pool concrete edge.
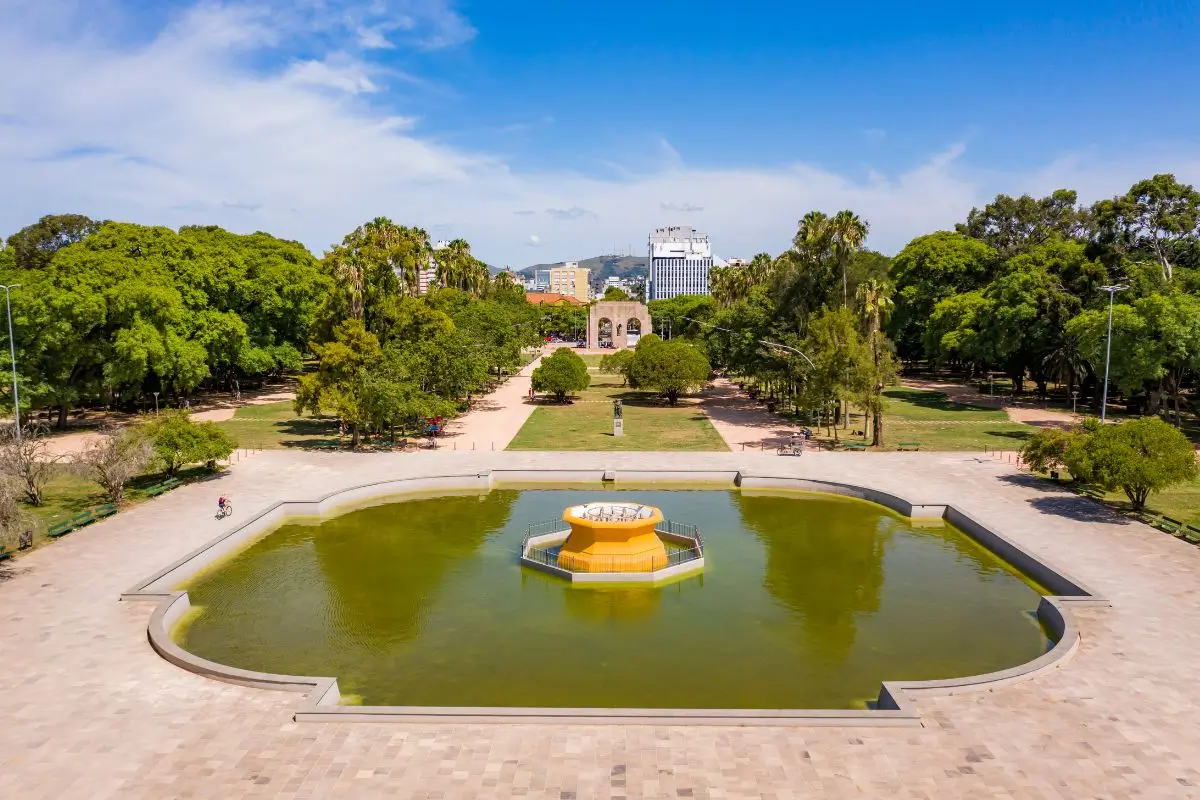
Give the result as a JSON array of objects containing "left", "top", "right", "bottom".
[{"left": 124, "top": 467, "right": 1109, "bottom": 728}]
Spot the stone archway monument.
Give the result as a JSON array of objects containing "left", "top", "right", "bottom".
[{"left": 588, "top": 301, "right": 651, "bottom": 349}]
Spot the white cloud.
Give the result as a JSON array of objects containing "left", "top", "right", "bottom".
[{"left": 2, "top": 0, "right": 1198, "bottom": 268}]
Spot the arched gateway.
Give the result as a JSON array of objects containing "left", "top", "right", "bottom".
[{"left": 588, "top": 301, "right": 651, "bottom": 349}]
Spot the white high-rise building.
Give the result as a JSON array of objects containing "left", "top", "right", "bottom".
[{"left": 647, "top": 226, "right": 712, "bottom": 300}]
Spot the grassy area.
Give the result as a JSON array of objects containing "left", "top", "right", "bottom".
[
  {"left": 508, "top": 376, "right": 727, "bottom": 451},
  {"left": 1103, "top": 479, "right": 1200, "bottom": 527},
  {"left": 214, "top": 401, "right": 341, "bottom": 449},
  {"left": 12, "top": 464, "right": 211, "bottom": 552},
  {"left": 788, "top": 388, "right": 1037, "bottom": 451}
]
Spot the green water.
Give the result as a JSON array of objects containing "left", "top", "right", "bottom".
[{"left": 175, "top": 489, "right": 1052, "bottom": 709}]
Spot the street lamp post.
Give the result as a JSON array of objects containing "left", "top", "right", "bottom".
[
  {"left": 1, "top": 284, "right": 21, "bottom": 441},
  {"left": 1071, "top": 390, "right": 1079, "bottom": 416},
  {"left": 1099, "top": 284, "right": 1128, "bottom": 423},
  {"left": 153, "top": 391, "right": 160, "bottom": 414}
]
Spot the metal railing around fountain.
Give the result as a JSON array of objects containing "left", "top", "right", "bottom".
[{"left": 520, "top": 517, "right": 704, "bottom": 574}]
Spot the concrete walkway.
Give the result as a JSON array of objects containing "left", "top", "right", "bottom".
[
  {"left": 1, "top": 450, "right": 1199, "bottom": 797},
  {"left": 436, "top": 354, "right": 544, "bottom": 452}
]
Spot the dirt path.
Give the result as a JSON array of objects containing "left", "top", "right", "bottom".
[
  {"left": 901, "top": 377, "right": 1078, "bottom": 430},
  {"left": 432, "top": 354, "right": 546, "bottom": 452},
  {"left": 699, "top": 379, "right": 813, "bottom": 451}
]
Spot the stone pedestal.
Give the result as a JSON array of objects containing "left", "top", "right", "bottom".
[{"left": 614, "top": 419, "right": 624, "bottom": 437}]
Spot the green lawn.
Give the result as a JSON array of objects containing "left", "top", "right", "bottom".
[
  {"left": 1104, "top": 479, "right": 1200, "bottom": 527},
  {"left": 214, "top": 401, "right": 341, "bottom": 449},
  {"left": 508, "top": 376, "right": 727, "bottom": 451}
]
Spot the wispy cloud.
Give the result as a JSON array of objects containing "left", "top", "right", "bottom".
[
  {"left": 2, "top": 0, "right": 1197, "bottom": 267},
  {"left": 546, "top": 206, "right": 597, "bottom": 220}
]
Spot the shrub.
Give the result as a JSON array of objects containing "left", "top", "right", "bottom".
[
  {"left": 1019, "top": 428, "right": 1079, "bottom": 475},
  {"left": 74, "top": 426, "right": 154, "bottom": 504},
  {"left": 146, "top": 411, "right": 238, "bottom": 475},
  {"left": 531, "top": 347, "right": 591, "bottom": 403},
  {"left": 629, "top": 338, "right": 711, "bottom": 405},
  {"left": 1062, "top": 417, "right": 1198, "bottom": 510}
]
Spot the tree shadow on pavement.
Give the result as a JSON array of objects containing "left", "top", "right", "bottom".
[{"left": 1026, "top": 495, "right": 1129, "bottom": 525}]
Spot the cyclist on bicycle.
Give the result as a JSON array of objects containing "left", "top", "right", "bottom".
[{"left": 217, "top": 496, "right": 228, "bottom": 515}]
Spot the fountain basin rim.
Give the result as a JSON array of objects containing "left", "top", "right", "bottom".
[{"left": 122, "top": 468, "right": 1109, "bottom": 727}]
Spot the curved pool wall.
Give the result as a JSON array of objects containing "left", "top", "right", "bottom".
[{"left": 122, "top": 469, "right": 1108, "bottom": 726}]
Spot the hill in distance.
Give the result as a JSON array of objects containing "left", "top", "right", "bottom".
[{"left": 518, "top": 254, "right": 648, "bottom": 285}]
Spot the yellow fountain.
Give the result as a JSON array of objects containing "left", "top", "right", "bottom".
[{"left": 557, "top": 502, "right": 667, "bottom": 573}]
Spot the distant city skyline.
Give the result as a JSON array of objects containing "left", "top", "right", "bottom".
[{"left": 3, "top": 0, "right": 1198, "bottom": 264}]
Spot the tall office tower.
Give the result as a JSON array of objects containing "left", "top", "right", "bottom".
[{"left": 647, "top": 226, "right": 712, "bottom": 300}]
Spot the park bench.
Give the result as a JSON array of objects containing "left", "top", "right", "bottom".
[
  {"left": 1156, "top": 516, "right": 1185, "bottom": 536},
  {"left": 93, "top": 503, "right": 118, "bottom": 520},
  {"left": 1182, "top": 524, "right": 1200, "bottom": 544},
  {"left": 897, "top": 442, "right": 922, "bottom": 451},
  {"left": 48, "top": 510, "right": 97, "bottom": 539},
  {"left": 841, "top": 441, "right": 867, "bottom": 451},
  {"left": 145, "top": 477, "right": 182, "bottom": 498},
  {"left": 0, "top": 546, "right": 11, "bottom": 563}
]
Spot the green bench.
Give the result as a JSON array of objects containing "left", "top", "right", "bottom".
[
  {"left": 841, "top": 441, "right": 867, "bottom": 450},
  {"left": 146, "top": 477, "right": 182, "bottom": 497},
  {"left": 1183, "top": 524, "right": 1200, "bottom": 544},
  {"left": 897, "top": 442, "right": 921, "bottom": 451},
  {"left": 0, "top": 546, "right": 11, "bottom": 563},
  {"left": 93, "top": 503, "right": 118, "bottom": 520},
  {"left": 48, "top": 510, "right": 97, "bottom": 539},
  {"left": 1154, "top": 516, "right": 1185, "bottom": 536}
]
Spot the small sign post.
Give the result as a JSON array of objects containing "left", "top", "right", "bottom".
[{"left": 613, "top": 399, "right": 623, "bottom": 437}]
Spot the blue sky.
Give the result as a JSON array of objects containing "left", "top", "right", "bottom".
[{"left": 2, "top": 0, "right": 1198, "bottom": 266}]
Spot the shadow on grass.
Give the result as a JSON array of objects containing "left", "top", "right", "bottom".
[
  {"left": 885, "top": 388, "right": 996, "bottom": 413},
  {"left": 986, "top": 429, "right": 1034, "bottom": 441}
]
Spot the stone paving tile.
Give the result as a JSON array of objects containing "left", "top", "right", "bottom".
[{"left": 2, "top": 451, "right": 1200, "bottom": 798}]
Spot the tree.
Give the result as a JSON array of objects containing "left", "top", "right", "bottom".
[
  {"left": 956, "top": 190, "right": 1086, "bottom": 257},
  {"left": 856, "top": 279, "right": 897, "bottom": 446},
  {"left": 0, "top": 423, "right": 59, "bottom": 505},
  {"left": 890, "top": 232, "right": 998, "bottom": 360},
  {"left": 531, "top": 347, "right": 590, "bottom": 402},
  {"left": 5, "top": 213, "right": 104, "bottom": 270},
  {"left": 323, "top": 218, "right": 429, "bottom": 330},
  {"left": 295, "top": 320, "right": 383, "bottom": 447},
  {"left": 1019, "top": 427, "right": 1080, "bottom": 475},
  {"left": 599, "top": 349, "right": 636, "bottom": 386},
  {"left": 830, "top": 209, "right": 869, "bottom": 307},
  {"left": 1091, "top": 174, "right": 1200, "bottom": 282},
  {"left": 800, "top": 308, "right": 874, "bottom": 440},
  {"left": 629, "top": 338, "right": 711, "bottom": 405},
  {"left": 0, "top": 478, "right": 35, "bottom": 551},
  {"left": 602, "top": 285, "right": 631, "bottom": 301},
  {"left": 1063, "top": 417, "right": 1197, "bottom": 510},
  {"left": 146, "top": 411, "right": 237, "bottom": 474},
  {"left": 75, "top": 426, "right": 153, "bottom": 504}
]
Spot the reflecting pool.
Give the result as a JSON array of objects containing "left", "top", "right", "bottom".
[{"left": 174, "top": 488, "right": 1052, "bottom": 709}]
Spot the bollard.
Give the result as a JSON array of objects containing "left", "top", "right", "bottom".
[
  {"left": 473, "top": 442, "right": 476, "bottom": 450},
  {"left": 453, "top": 441, "right": 456, "bottom": 450}
]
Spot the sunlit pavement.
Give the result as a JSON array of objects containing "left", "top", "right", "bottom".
[{"left": 2, "top": 450, "right": 1199, "bottom": 798}]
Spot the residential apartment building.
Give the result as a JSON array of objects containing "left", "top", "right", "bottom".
[
  {"left": 549, "top": 262, "right": 591, "bottom": 303},
  {"left": 647, "top": 226, "right": 713, "bottom": 300}
]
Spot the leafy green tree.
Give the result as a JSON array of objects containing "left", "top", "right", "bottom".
[
  {"left": 956, "top": 190, "right": 1086, "bottom": 257},
  {"left": 1019, "top": 427, "right": 1080, "bottom": 475},
  {"left": 629, "top": 338, "right": 711, "bottom": 405},
  {"left": 599, "top": 349, "right": 635, "bottom": 386},
  {"left": 602, "top": 285, "right": 631, "bottom": 301},
  {"left": 856, "top": 279, "right": 897, "bottom": 446},
  {"left": 531, "top": 347, "right": 590, "bottom": 402},
  {"left": 1063, "top": 417, "right": 1198, "bottom": 510},
  {"left": 5, "top": 213, "right": 104, "bottom": 270},
  {"left": 647, "top": 294, "right": 716, "bottom": 339},
  {"left": 1091, "top": 174, "right": 1200, "bottom": 282},
  {"left": 890, "top": 232, "right": 998, "bottom": 359},
  {"left": 295, "top": 320, "right": 383, "bottom": 447},
  {"left": 146, "top": 411, "right": 237, "bottom": 475},
  {"left": 800, "top": 308, "right": 873, "bottom": 439}
]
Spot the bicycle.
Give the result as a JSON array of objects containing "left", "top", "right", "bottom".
[{"left": 216, "top": 502, "right": 233, "bottom": 519}]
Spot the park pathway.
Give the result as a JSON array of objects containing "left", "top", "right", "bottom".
[
  {"left": 700, "top": 379, "right": 812, "bottom": 452},
  {"left": 436, "top": 353, "right": 545, "bottom": 452},
  {"left": 903, "top": 377, "right": 1077, "bottom": 429}
]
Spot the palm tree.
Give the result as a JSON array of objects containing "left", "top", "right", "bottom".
[
  {"left": 830, "top": 210, "right": 869, "bottom": 307},
  {"left": 856, "top": 278, "right": 894, "bottom": 447},
  {"left": 1042, "top": 330, "right": 1088, "bottom": 398},
  {"left": 326, "top": 246, "right": 366, "bottom": 321}
]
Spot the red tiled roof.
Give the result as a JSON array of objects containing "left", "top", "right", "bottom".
[{"left": 525, "top": 292, "right": 584, "bottom": 305}]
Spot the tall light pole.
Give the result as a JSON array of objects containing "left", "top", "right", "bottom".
[
  {"left": 1, "top": 284, "right": 21, "bottom": 441},
  {"left": 1099, "top": 284, "right": 1128, "bottom": 423}
]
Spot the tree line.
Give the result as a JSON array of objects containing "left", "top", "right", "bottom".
[{"left": 651, "top": 173, "right": 1200, "bottom": 446}]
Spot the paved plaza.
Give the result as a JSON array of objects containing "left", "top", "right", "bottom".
[{"left": 2, "top": 449, "right": 1200, "bottom": 798}]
